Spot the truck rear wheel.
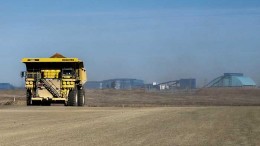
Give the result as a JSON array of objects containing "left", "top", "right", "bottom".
[
  {"left": 78, "top": 88, "right": 85, "bottom": 106},
  {"left": 68, "top": 89, "right": 78, "bottom": 106},
  {"left": 26, "top": 90, "right": 32, "bottom": 106}
]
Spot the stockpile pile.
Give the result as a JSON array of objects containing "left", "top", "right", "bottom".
[{"left": 50, "top": 53, "right": 66, "bottom": 58}]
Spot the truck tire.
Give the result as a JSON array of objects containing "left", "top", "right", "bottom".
[
  {"left": 78, "top": 88, "right": 85, "bottom": 106},
  {"left": 68, "top": 89, "right": 78, "bottom": 106},
  {"left": 26, "top": 90, "right": 32, "bottom": 106}
]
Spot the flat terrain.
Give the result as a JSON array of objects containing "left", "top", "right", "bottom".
[
  {"left": 1, "top": 88, "right": 260, "bottom": 106},
  {"left": 0, "top": 89, "right": 259, "bottom": 145},
  {"left": 0, "top": 106, "right": 259, "bottom": 146},
  {"left": 86, "top": 88, "right": 260, "bottom": 106}
]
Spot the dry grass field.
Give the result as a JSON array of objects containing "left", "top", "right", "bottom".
[
  {"left": 1, "top": 88, "right": 260, "bottom": 106},
  {"left": 86, "top": 88, "right": 260, "bottom": 107},
  {"left": 0, "top": 88, "right": 259, "bottom": 146}
]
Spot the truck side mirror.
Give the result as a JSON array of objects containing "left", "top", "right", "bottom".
[{"left": 20, "top": 71, "right": 25, "bottom": 78}]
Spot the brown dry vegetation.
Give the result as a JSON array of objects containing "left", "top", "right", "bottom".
[
  {"left": 1, "top": 88, "right": 260, "bottom": 106},
  {"left": 0, "top": 89, "right": 25, "bottom": 106},
  {"left": 87, "top": 88, "right": 260, "bottom": 107}
]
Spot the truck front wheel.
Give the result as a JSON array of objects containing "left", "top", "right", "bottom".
[
  {"left": 78, "top": 88, "right": 85, "bottom": 106},
  {"left": 26, "top": 90, "right": 32, "bottom": 106},
  {"left": 68, "top": 89, "right": 78, "bottom": 106}
]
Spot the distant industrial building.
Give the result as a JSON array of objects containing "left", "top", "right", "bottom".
[
  {"left": 86, "top": 79, "right": 144, "bottom": 90},
  {"left": 147, "top": 79, "right": 196, "bottom": 91},
  {"left": 85, "top": 81, "right": 102, "bottom": 89},
  {"left": 205, "top": 73, "right": 256, "bottom": 88},
  {"left": 0, "top": 83, "right": 15, "bottom": 90},
  {"left": 159, "top": 79, "right": 196, "bottom": 90}
]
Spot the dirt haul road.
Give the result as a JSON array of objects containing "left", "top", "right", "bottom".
[{"left": 0, "top": 106, "right": 259, "bottom": 146}]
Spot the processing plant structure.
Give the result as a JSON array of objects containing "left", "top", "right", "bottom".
[
  {"left": 21, "top": 53, "right": 87, "bottom": 106},
  {"left": 205, "top": 73, "right": 256, "bottom": 88},
  {"left": 156, "top": 79, "right": 196, "bottom": 90}
]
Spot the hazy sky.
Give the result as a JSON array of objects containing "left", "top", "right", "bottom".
[{"left": 0, "top": 0, "right": 260, "bottom": 87}]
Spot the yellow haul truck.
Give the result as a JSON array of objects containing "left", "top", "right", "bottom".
[{"left": 21, "top": 53, "right": 87, "bottom": 106}]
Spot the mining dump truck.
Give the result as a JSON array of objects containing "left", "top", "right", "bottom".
[{"left": 21, "top": 53, "right": 87, "bottom": 106}]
